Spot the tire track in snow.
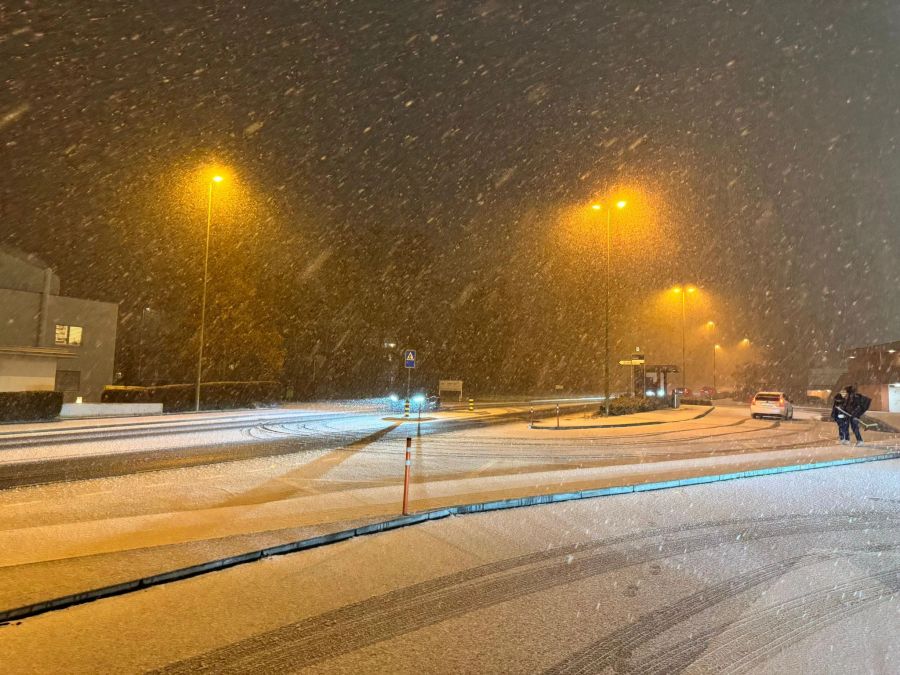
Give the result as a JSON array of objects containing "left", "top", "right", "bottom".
[
  {"left": 153, "top": 512, "right": 899, "bottom": 673},
  {"left": 544, "top": 545, "right": 900, "bottom": 674},
  {"left": 632, "top": 563, "right": 900, "bottom": 674}
]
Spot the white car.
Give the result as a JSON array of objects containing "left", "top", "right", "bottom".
[{"left": 750, "top": 391, "right": 793, "bottom": 420}]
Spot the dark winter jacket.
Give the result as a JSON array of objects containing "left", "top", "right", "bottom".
[
  {"left": 843, "top": 391, "right": 871, "bottom": 419},
  {"left": 830, "top": 394, "right": 846, "bottom": 422}
]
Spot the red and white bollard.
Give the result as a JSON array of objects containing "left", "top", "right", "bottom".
[{"left": 402, "top": 436, "right": 412, "bottom": 515}]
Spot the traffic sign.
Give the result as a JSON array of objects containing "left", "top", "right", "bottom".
[{"left": 404, "top": 350, "right": 416, "bottom": 368}]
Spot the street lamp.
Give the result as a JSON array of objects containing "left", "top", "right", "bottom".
[
  {"left": 672, "top": 286, "right": 696, "bottom": 388},
  {"left": 195, "top": 173, "right": 224, "bottom": 412},
  {"left": 591, "top": 199, "right": 627, "bottom": 416}
]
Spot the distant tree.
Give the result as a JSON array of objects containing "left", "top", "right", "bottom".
[{"left": 205, "top": 273, "right": 286, "bottom": 382}]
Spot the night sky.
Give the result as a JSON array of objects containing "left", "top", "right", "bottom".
[{"left": 3, "top": 1, "right": 899, "bottom": 395}]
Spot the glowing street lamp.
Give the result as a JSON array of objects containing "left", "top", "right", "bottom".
[
  {"left": 672, "top": 286, "right": 697, "bottom": 388},
  {"left": 591, "top": 199, "right": 627, "bottom": 415},
  {"left": 195, "top": 172, "right": 225, "bottom": 412}
]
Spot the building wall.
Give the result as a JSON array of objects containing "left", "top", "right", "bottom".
[
  {"left": 857, "top": 384, "right": 888, "bottom": 413},
  {"left": 0, "top": 250, "right": 59, "bottom": 294},
  {"left": 837, "top": 341, "right": 900, "bottom": 412},
  {"left": 0, "top": 354, "right": 56, "bottom": 392},
  {"left": 0, "top": 288, "right": 118, "bottom": 401},
  {"left": 0, "top": 289, "right": 42, "bottom": 346},
  {"left": 44, "top": 295, "right": 118, "bottom": 401}
]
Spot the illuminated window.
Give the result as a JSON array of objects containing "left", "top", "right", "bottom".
[{"left": 55, "top": 324, "right": 83, "bottom": 346}]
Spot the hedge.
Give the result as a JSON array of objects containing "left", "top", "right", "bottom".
[
  {"left": 102, "top": 381, "right": 281, "bottom": 412},
  {"left": 598, "top": 396, "right": 669, "bottom": 417},
  {"left": 0, "top": 391, "right": 64, "bottom": 422}
]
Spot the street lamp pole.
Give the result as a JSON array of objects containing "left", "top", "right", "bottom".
[
  {"left": 604, "top": 206, "right": 611, "bottom": 416},
  {"left": 673, "top": 286, "right": 695, "bottom": 389},
  {"left": 680, "top": 290, "right": 687, "bottom": 388},
  {"left": 707, "top": 321, "right": 717, "bottom": 394},
  {"left": 594, "top": 201, "right": 626, "bottom": 416},
  {"left": 138, "top": 307, "right": 149, "bottom": 385},
  {"left": 713, "top": 344, "right": 718, "bottom": 393},
  {"left": 195, "top": 175, "right": 222, "bottom": 412}
]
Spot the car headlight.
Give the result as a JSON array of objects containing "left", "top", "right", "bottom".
[
  {"left": 412, "top": 394, "right": 426, "bottom": 404},
  {"left": 389, "top": 394, "right": 399, "bottom": 402}
]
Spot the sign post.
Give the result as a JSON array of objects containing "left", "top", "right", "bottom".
[{"left": 403, "top": 349, "right": 416, "bottom": 403}]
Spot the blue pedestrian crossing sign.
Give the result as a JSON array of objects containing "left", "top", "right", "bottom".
[{"left": 404, "top": 350, "right": 416, "bottom": 369}]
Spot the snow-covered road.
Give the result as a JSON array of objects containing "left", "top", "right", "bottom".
[
  {"left": 0, "top": 405, "right": 897, "bottom": 619},
  {"left": 1, "top": 459, "right": 897, "bottom": 673}
]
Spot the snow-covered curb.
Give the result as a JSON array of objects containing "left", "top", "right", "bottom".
[
  {"left": 2, "top": 449, "right": 898, "bottom": 625},
  {"left": 531, "top": 405, "right": 715, "bottom": 430}
]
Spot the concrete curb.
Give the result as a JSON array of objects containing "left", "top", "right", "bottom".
[
  {"left": 531, "top": 405, "right": 715, "bottom": 430},
  {"left": 1, "top": 448, "right": 897, "bottom": 625}
]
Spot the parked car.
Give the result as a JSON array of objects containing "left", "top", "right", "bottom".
[{"left": 750, "top": 391, "right": 793, "bottom": 420}]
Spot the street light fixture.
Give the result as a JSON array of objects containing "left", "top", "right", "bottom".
[
  {"left": 672, "top": 286, "right": 697, "bottom": 388},
  {"left": 195, "top": 173, "right": 225, "bottom": 412},
  {"left": 592, "top": 200, "right": 627, "bottom": 416}
]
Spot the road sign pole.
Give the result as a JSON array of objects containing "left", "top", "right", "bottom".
[
  {"left": 403, "top": 349, "right": 416, "bottom": 403},
  {"left": 402, "top": 436, "right": 412, "bottom": 515}
]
